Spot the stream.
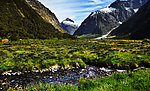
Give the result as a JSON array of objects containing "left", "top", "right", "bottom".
[
  {"left": 95, "top": 27, "right": 117, "bottom": 39},
  {"left": 0, "top": 66, "right": 127, "bottom": 90}
]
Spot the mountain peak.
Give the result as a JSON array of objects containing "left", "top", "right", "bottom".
[
  {"left": 64, "top": 18, "right": 74, "bottom": 23},
  {"left": 110, "top": 0, "right": 150, "bottom": 39},
  {"left": 61, "top": 18, "right": 79, "bottom": 35},
  {"left": 74, "top": 0, "right": 147, "bottom": 36}
]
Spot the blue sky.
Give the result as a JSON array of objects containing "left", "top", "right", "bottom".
[{"left": 38, "top": 0, "right": 115, "bottom": 24}]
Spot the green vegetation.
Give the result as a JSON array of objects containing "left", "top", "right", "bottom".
[
  {"left": 1, "top": 38, "right": 150, "bottom": 91},
  {"left": 142, "top": 39, "right": 150, "bottom": 43},
  {"left": 0, "top": 39, "right": 150, "bottom": 73},
  {"left": 77, "top": 34, "right": 101, "bottom": 39},
  {"left": 1, "top": 1, "right": 150, "bottom": 91},
  {"left": 0, "top": 0, "right": 74, "bottom": 40},
  {"left": 78, "top": 67, "right": 150, "bottom": 91},
  {"left": 8, "top": 68, "right": 150, "bottom": 91}
]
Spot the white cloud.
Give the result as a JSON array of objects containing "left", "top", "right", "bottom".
[
  {"left": 77, "top": 6, "right": 102, "bottom": 12},
  {"left": 38, "top": 0, "right": 115, "bottom": 24},
  {"left": 68, "top": 16, "right": 76, "bottom": 20},
  {"left": 86, "top": 0, "right": 104, "bottom": 5}
]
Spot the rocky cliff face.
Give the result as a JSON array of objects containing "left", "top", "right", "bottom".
[
  {"left": 25, "top": 0, "right": 66, "bottom": 33},
  {"left": 110, "top": 0, "right": 150, "bottom": 40},
  {"left": 61, "top": 18, "right": 79, "bottom": 35},
  {"left": 74, "top": 0, "right": 148, "bottom": 36}
]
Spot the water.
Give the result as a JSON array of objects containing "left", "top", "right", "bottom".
[
  {"left": 95, "top": 27, "right": 117, "bottom": 39},
  {"left": 0, "top": 66, "right": 126, "bottom": 90}
]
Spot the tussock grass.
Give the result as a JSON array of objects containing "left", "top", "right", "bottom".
[{"left": 0, "top": 39, "right": 150, "bottom": 73}]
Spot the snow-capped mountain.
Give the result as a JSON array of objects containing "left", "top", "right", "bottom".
[
  {"left": 110, "top": 0, "right": 150, "bottom": 39},
  {"left": 61, "top": 18, "right": 79, "bottom": 35},
  {"left": 74, "top": 0, "right": 148, "bottom": 36}
]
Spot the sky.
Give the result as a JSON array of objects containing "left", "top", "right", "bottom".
[{"left": 38, "top": 0, "right": 115, "bottom": 24}]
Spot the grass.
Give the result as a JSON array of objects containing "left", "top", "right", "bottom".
[
  {"left": 8, "top": 68, "right": 150, "bottom": 91},
  {"left": 77, "top": 34, "right": 101, "bottom": 39},
  {"left": 0, "top": 39, "right": 150, "bottom": 73},
  {"left": 78, "top": 67, "right": 150, "bottom": 91}
]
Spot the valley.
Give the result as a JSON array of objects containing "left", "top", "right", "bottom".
[{"left": 0, "top": 0, "right": 150, "bottom": 91}]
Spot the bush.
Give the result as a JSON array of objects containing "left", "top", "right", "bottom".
[{"left": 142, "top": 39, "right": 150, "bottom": 43}]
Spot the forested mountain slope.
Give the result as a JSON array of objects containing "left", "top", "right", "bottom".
[{"left": 0, "top": 0, "right": 73, "bottom": 40}]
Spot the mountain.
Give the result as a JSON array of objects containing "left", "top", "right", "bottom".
[
  {"left": 25, "top": 0, "right": 66, "bottom": 33},
  {"left": 110, "top": 0, "right": 150, "bottom": 40},
  {"left": 74, "top": 0, "right": 148, "bottom": 36},
  {"left": 0, "top": 0, "right": 74, "bottom": 40},
  {"left": 61, "top": 18, "right": 79, "bottom": 35}
]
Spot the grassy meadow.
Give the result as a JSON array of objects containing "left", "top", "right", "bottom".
[
  {"left": 0, "top": 39, "right": 150, "bottom": 73},
  {"left": 0, "top": 38, "right": 150, "bottom": 91}
]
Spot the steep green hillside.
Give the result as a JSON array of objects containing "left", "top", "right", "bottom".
[
  {"left": 0, "top": 0, "right": 74, "bottom": 40},
  {"left": 26, "top": 0, "right": 66, "bottom": 33}
]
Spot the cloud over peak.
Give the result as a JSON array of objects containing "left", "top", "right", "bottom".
[{"left": 39, "top": 0, "right": 115, "bottom": 24}]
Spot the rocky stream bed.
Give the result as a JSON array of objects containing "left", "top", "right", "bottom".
[{"left": 0, "top": 66, "right": 127, "bottom": 90}]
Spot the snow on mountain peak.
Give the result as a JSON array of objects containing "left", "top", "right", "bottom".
[
  {"left": 134, "top": 8, "right": 139, "bottom": 12},
  {"left": 61, "top": 18, "right": 79, "bottom": 35},
  {"left": 91, "top": 6, "right": 116, "bottom": 16},
  {"left": 64, "top": 18, "right": 74, "bottom": 23},
  {"left": 62, "top": 21, "right": 79, "bottom": 27},
  {"left": 99, "top": 7, "right": 116, "bottom": 13}
]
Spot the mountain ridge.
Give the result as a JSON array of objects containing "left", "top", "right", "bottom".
[
  {"left": 110, "top": 0, "right": 150, "bottom": 40},
  {"left": 0, "top": 0, "right": 74, "bottom": 40},
  {"left": 61, "top": 18, "right": 79, "bottom": 35},
  {"left": 74, "top": 0, "right": 148, "bottom": 36},
  {"left": 25, "top": 0, "right": 66, "bottom": 33}
]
